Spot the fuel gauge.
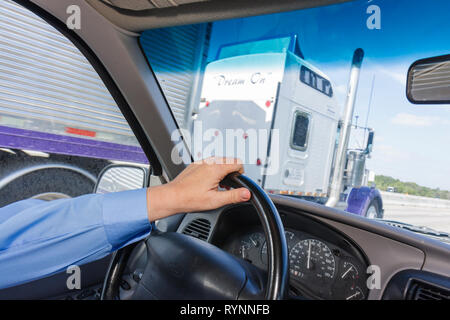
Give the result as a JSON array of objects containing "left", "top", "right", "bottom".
[{"left": 345, "top": 286, "right": 365, "bottom": 300}]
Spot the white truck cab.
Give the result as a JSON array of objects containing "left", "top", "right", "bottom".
[{"left": 195, "top": 36, "right": 339, "bottom": 198}]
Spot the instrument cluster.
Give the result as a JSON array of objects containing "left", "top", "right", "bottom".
[{"left": 224, "top": 228, "right": 369, "bottom": 300}]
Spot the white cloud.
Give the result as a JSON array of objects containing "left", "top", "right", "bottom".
[
  {"left": 390, "top": 113, "right": 450, "bottom": 127},
  {"left": 391, "top": 113, "right": 433, "bottom": 127},
  {"left": 373, "top": 144, "right": 410, "bottom": 162},
  {"left": 379, "top": 67, "right": 406, "bottom": 86},
  {"left": 357, "top": 58, "right": 408, "bottom": 87}
]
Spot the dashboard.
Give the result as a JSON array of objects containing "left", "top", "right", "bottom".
[
  {"left": 223, "top": 227, "right": 367, "bottom": 300},
  {"left": 176, "top": 198, "right": 450, "bottom": 300},
  {"left": 209, "top": 204, "right": 370, "bottom": 300}
]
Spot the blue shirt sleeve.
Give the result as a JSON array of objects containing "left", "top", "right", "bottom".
[{"left": 0, "top": 189, "right": 152, "bottom": 289}]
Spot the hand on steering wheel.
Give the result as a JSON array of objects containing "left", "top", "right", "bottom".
[{"left": 102, "top": 160, "right": 288, "bottom": 300}]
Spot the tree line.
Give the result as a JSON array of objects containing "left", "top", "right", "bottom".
[{"left": 375, "top": 175, "right": 450, "bottom": 200}]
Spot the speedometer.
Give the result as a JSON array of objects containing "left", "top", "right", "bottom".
[{"left": 289, "top": 239, "right": 336, "bottom": 282}]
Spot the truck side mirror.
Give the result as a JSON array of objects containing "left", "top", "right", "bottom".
[
  {"left": 407, "top": 54, "right": 450, "bottom": 104},
  {"left": 94, "top": 164, "right": 149, "bottom": 194},
  {"left": 365, "top": 130, "right": 374, "bottom": 154}
]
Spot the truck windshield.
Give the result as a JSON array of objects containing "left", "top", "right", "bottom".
[{"left": 140, "top": 0, "right": 450, "bottom": 240}]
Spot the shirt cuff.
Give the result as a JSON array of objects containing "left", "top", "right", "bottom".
[{"left": 102, "top": 188, "right": 152, "bottom": 251}]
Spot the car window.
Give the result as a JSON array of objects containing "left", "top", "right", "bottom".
[
  {"left": 291, "top": 112, "right": 310, "bottom": 151},
  {"left": 0, "top": 0, "right": 146, "bottom": 206},
  {"left": 300, "top": 66, "right": 333, "bottom": 97},
  {"left": 140, "top": 0, "right": 450, "bottom": 239}
]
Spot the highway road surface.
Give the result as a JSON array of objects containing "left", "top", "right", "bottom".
[
  {"left": 379, "top": 191, "right": 450, "bottom": 235},
  {"left": 383, "top": 204, "right": 450, "bottom": 235}
]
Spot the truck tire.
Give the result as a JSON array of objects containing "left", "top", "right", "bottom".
[
  {"left": 365, "top": 200, "right": 382, "bottom": 219},
  {"left": 0, "top": 150, "right": 112, "bottom": 207},
  {"left": 0, "top": 168, "right": 96, "bottom": 207}
]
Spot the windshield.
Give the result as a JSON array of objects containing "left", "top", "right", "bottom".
[
  {"left": 139, "top": 0, "right": 450, "bottom": 240},
  {"left": 217, "top": 36, "right": 293, "bottom": 60}
]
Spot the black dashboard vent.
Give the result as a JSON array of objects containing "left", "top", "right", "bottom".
[
  {"left": 182, "top": 218, "right": 211, "bottom": 241},
  {"left": 408, "top": 280, "right": 450, "bottom": 300}
]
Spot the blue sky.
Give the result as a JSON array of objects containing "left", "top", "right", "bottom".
[{"left": 206, "top": 0, "right": 450, "bottom": 190}]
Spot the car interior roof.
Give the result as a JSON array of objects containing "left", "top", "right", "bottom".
[{"left": 86, "top": 0, "right": 354, "bottom": 32}]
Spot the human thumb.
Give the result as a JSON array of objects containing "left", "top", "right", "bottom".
[{"left": 216, "top": 187, "right": 251, "bottom": 207}]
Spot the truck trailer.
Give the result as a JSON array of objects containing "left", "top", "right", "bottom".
[{"left": 0, "top": 0, "right": 147, "bottom": 206}]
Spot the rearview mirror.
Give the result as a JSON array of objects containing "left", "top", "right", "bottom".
[
  {"left": 365, "top": 130, "right": 374, "bottom": 155},
  {"left": 407, "top": 54, "right": 450, "bottom": 104},
  {"left": 94, "top": 165, "right": 149, "bottom": 194}
]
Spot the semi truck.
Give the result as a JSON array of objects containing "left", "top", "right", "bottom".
[{"left": 192, "top": 36, "right": 383, "bottom": 218}]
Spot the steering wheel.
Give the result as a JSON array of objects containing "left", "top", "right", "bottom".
[{"left": 101, "top": 172, "right": 289, "bottom": 300}]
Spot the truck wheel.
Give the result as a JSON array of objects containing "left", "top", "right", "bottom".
[
  {"left": 0, "top": 168, "right": 95, "bottom": 207},
  {"left": 365, "top": 200, "right": 382, "bottom": 219}
]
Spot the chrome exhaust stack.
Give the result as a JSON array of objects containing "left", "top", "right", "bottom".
[{"left": 326, "top": 48, "right": 364, "bottom": 208}]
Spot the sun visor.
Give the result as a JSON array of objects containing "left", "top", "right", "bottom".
[{"left": 101, "top": 0, "right": 210, "bottom": 11}]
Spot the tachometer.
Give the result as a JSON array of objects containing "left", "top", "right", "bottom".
[{"left": 289, "top": 239, "right": 336, "bottom": 282}]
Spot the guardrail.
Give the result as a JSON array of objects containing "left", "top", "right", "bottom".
[{"left": 380, "top": 191, "right": 450, "bottom": 209}]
